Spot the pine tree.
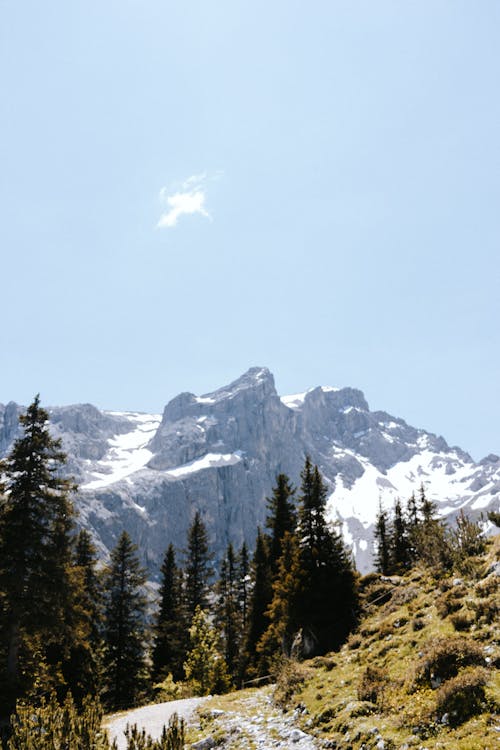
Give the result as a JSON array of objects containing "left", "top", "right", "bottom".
[
  {"left": 242, "top": 529, "right": 272, "bottom": 677},
  {"left": 265, "top": 474, "right": 296, "bottom": 573},
  {"left": 236, "top": 542, "right": 250, "bottom": 635},
  {"left": 257, "top": 531, "right": 303, "bottom": 666},
  {"left": 70, "top": 529, "right": 105, "bottom": 702},
  {"left": 184, "top": 512, "right": 213, "bottom": 621},
  {"left": 151, "top": 544, "right": 186, "bottom": 682},
  {"left": 0, "top": 396, "right": 87, "bottom": 715},
  {"left": 374, "top": 501, "right": 391, "bottom": 575},
  {"left": 183, "top": 607, "right": 230, "bottom": 696},
  {"left": 390, "top": 499, "right": 411, "bottom": 573},
  {"left": 295, "top": 459, "right": 359, "bottom": 654},
  {"left": 102, "top": 531, "right": 148, "bottom": 710},
  {"left": 215, "top": 543, "right": 240, "bottom": 682}
]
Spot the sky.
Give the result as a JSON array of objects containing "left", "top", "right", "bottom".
[{"left": 1, "top": 1, "right": 499, "bottom": 460}]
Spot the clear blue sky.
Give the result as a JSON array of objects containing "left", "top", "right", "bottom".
[{"left": 1, "top": 1, "right": 499, "bottom": 460}]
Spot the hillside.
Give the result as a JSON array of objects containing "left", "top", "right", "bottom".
[{"left": 191, "top": 535, "right": 500, "bottom": 749}]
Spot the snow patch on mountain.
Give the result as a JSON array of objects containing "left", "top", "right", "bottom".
[
  {"left": 164, "top": 451, "right": 243, "bottom": 478},
  {"left": 83, "top": 412, "right": 161, "bottom": 489}
]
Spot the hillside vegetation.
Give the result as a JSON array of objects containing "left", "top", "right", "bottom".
[{"left": 270, "top": 534, "right": 500, "bottom": 749}]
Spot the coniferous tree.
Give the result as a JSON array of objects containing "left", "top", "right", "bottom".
[
  {"left": 184, "top": 512, "right": 213, "bottom": 622},
  {"left": 70, "top": 529, "right": 105, "bottom": 702},
  {"left": 0, "top": 396, "right": 87, "bottom": 715},
  {"left": 151, "top": 544, "right": 186, "bottom": 683},
  {"left": 295, "top": 459, "right": 358, "bottom": 655},
  {"left": 183, "top": 607, "right": 230, "bottom": 696},
  {"left": 102, "top": 531, "right": 147, "bottom": 710},
  {"left": 242, "top": 529, "right": 272, "bottom": 677},
  {"left": 374, "top": 501, "right": 391, "bottom": 575},
  {"left": 257, "top": 531, "right": 303, "bottom": 666},
  {"left": 215, "top": 543, "right": 239, "bottom": 682},
  {"left": 390, "top": 499, "right": 411, "bottom": 573},
  {"left": 237, "top": 542, "right": 250, "bottom": 636},
  {"left": 265, "top": 474, "right": 296, "bottom": 573}
]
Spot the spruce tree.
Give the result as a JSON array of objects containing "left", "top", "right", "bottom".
[
  {"left": 237, "top": 542, "right": 250, "bottom": 635},
  {"left": 257, "top": 531, "right": 303, "bottom": 666},
  {"left": 0, "top": 396, "right": 86, "bottom": 715},
  {"left": 70, "top": 529, "right": 105, "bottom": 702},
  {"left": 242, "top": 529, "right": 272, "bottom": 677},
  {"left": 102, "top": 531, "right": 148, "bottom": 710},
  {"left": 295, "top": 459, "right": 358, "bottom": 654},
  {"left": 215, "top": 543, "right": 240, "bottom": 682},
  {"left": 183, "top": 607, "right": 230, "bottom": 696},
  {"left": 390, "top": 499, "right": 410, "bottom": 573},
  {"left": 184, "top": 512, "right": 212, "bottom": 622},
  {"left": 151, "top": 544, "right": 185, "bottom": 682},
  {"left": 265, "top": 474, "right": 296, "bottom": 573},
  {"left": 374, "top": 501, "right": 391, "bottom": 575}
]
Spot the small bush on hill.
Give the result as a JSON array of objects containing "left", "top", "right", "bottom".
[
  {"left": 357, "top": 666, "right": 387, "bottom": 704},
  {"left": 411, "top": 636, "right": 484, "bottom": 688},
  {"left": 434, "top": 667, "right": 489, "bottom": 726},
  {"left": 274, "top": 659, "right": 308, "bottom": 708}
]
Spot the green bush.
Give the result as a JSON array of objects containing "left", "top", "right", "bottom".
[
  {"left": 123, "top": 714, "right": 184, "bottom": 750},
  {"left": 434, "top": 667, "right": 489, "bottom": 726},
  {"left": 274, "top": 658, "right": 308, "bottom": 708},
  {"left": 449, "top": 610, "right": 474, "bottom": 631},
  {"left": 7, "top": 694, "right": 184, "bottom": 750},
  {"left": 412, "top": 636, "right": 484, "bottom": 687},
  {"left": 7, "top": 693, "right": 110, "bottom": 750},
  {"left": 435, "top": 586, "right": 466, "bottom": 618},
  {"left": 357, "top": 666, "right": 386, "bottom": 704}
]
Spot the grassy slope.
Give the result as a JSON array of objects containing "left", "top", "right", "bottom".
[{"left": 286, "top": 534, "right": 500, "bottom": 749}]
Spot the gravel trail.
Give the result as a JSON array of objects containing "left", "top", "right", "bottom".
[
  {"left": 105, "top": 697, "right": 208, "bottom": 749},
  {"left": 200, "top": 690, "right": 320, "bottom": 749}
]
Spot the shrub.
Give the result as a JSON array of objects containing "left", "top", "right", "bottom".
[
  {"left": 470, "top": 594, "right": 499, "bottom": 624},
  {"left": 449, "top": 610, "right": 474, "bottom": 631},
  {"left": 357, "top": 666, "right": 386, "bottom": 704},
  {"left": 434, "top": 667, "right": 489, "bottom": 726},
  {"left": 412, "top": 636, "right": 484, "bottom": 688},
  {"left": 7, "top": 693, "right": 110, "bottom": 750},
  {"left": 124, "top": 714, "right": 184, "bottom": 750},
  {"left": 274, "top": 659, "right": 308, "bottom": 708},
  {"left": 435, "top": 586, "right": 467, "bottom": 618}
]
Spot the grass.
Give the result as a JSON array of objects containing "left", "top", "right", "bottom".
[{"left": 279, "top": 535, "right": 500, "bottom": 749}]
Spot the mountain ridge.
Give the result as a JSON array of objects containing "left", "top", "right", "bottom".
[{"left": 1, "top": 367, "right": 499, "bottom": 574}]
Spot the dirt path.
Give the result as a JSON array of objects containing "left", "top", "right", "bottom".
[
  {"left": 105, "top": 697, "right": 208, "bottom": 749},
  {"left": 198, "top": 688, "right": 320, "bottom": 749}
]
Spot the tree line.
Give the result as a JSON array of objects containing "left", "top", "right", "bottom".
[
  {"left": 373, "top": 484, "right": 493, "bottom": 576},
  {"left": 0, "top": 397, "right": 359, "bottom": 733}
]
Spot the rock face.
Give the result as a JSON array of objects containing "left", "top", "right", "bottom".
[{"left": 1, "top": 367, "right": 499, "bottom": 574}]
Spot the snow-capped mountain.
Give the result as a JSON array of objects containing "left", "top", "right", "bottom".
[{"left": 0, "top": 367, "right": 498, "bottom": 574}]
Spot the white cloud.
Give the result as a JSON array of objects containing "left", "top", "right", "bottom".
[{"left": 157, "top": 173, "right": 212, "bottom": 229}]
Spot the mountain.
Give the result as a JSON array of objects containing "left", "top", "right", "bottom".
[{"left": 1, "top": 367, "right": 499, "bottom": 574}]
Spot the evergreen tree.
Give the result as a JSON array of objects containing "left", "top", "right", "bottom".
[
  {"left": 184, "top": 512, "right": 212, "bottom": 621},
  {"left": 374, "top": 501, "right": 391, "bottom": 575},
  {"left": 390, "top": 499, "right": 411, "bottom": 573},
  {"left": 214, "top": 543, "right": 240, "bottom": 682},
  {"left": 0, "top": 396, "right": 87, "bottom": 715},
  {"left": 151, "top": 544, "right": 186, "bottom": 682},
  {"left": 295, "top": 459, "right": 359, "bottom": 654},
  {"left": 70, "top": 529, "right": 105, "bottom": 702},
  {"left": 236, "top": 542, "right": 250, "bottom": 635},
  {"left": 183, "top": 607, "right": 230, "bottom": 696},
  {"left": 265, "top": 474, "right": 296, "bottom": 573},
  {"left": 242, "top": 529, "right": 272, "bottom": 677},
  {"left": 412, "top": 486, "right": 449, "bottom": 569},
  {"left": 102, "top": 531, "right": 148, "bottom": 710},
  {"left": 257, "top": 531, "right": 303, "bottom": 666}
]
